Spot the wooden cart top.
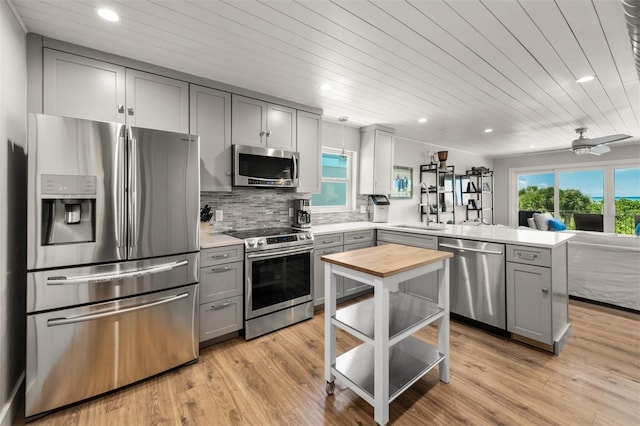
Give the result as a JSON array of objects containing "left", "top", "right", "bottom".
[{"left": 320, "top": 243, "right": 453, "bottom": 278}]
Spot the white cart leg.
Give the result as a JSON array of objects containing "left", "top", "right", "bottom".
[
  {"left": 373, "top": 278, "right": 390, "bottom": 425},
  {"left": 438, "top": 258, "right": 450, "bottom": 383},
  {"left": 324, "top": 263, "right": 337, "bottom": 388}
]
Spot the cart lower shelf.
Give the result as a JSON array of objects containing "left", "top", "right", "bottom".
[{"left": 331, "top": 336, "right": 444, "bottom": 404}]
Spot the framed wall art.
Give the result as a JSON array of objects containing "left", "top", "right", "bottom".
[{"left": 391, "top": 166, "right": 413, "bottom": 199}]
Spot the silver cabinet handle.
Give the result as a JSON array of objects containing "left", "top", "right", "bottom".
[
  {"left": 208, "top": 300, "right": 234, "bottom": 311},
  {"left": 517, "top": 252, "right": 538, "bottom": 260},
  {"left": 117, "top": 104, "right": 125, "bottom": 113},
  {"left": 210, "top": 253, "right": 230, "bottom": 260},
  {"left": 542, "top": 288, "right": 549, "bottom": 293},
  {"left": 259, "top": 130, "right": 266, "bottom": 136},
  {"left": 322, "top": 239, "right": 338, "bottom": 244},
  {"left": 47, "top": 292, "right": 189, "bottom": 326},
  {"left": 352, "top": 236, "right": 366, "bottom": 240},
  {"left": 439, "top": 243, "right": 503, "bottom": 255},
  {"left": 47, "top": 260, "right": 188, "bottom": 285},
  {"left": 209, "top": 265, "right": 232, "bottom": 273},
  {"left": 266, "top": 130, "right": 272, "bottom": 137},
  {"left": 127, "top": 106, "right": 134, "bottom": 115}
]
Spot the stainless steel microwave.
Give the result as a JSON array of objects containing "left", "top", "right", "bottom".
[{"left": 233, "top": 144, "right": 299, "bottom": 188}]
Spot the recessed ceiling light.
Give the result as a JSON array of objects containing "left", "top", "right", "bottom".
[
  {"left": 320, "top": 83, "right": 333, "bottom": 91},
  {"left": 484, "top": 128, "right": 493, "bottom": 133},
  {"left": 576, "top": 75, "right": 594, "bottom": 83},
  {"left": 418, "top": 118, "right": 427, "bottom": 123},
  {"left": 97, "top": 8, "right": 120, "bottom": 22},
  {"left": 529, "top": 145, "right": 536, "bottom": 149}
]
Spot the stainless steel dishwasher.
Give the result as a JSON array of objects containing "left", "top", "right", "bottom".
[{"left": 438, "top": 237, "right": 506, "bottom": 330}]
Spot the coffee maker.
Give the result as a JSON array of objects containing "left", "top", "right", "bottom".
[{"left": 292, "top": 199, "right": 311, "bottom": 229}]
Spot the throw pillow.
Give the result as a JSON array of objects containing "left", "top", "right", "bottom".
[
  {"left": 548, "top": 218, "right": 567, "bottom": 231},
  {"left": 527, "top": 217, "right": 537, "bottom": 229},
  {"left": 533, "top": 212, "right": 553, "bottom": 231}
]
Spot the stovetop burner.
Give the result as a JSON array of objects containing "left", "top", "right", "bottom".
[
  {"left": 225, "top": 227, "right": 313, "bottom": 251},
  {"left": 225, "top": 227, "right": 302, "bottom": 240}
]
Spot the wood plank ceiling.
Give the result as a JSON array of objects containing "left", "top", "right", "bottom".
[{"left": 11, "top": 0, "right": 640, "bottom": 158}]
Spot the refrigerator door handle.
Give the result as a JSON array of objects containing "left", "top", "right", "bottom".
[
  {"left": 116, "top": 127, "right": 127, "bottom": 254},
  {"left": 46, "top": 259, "right": 188, "bottom": 285},
  {"left": 47, "top": 291, "right": 189, "bottom": 326},
  {"left": 128, "top": 129, "right": 138, "bottom": 254}
]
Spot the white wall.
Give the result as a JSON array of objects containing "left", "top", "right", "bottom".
[
  {"left": 492, "top": 144, "right": 640, "bottom": 225},
  {"left": 0, "top": 1, "right": 27, "bottom": 424},
  {"left": 390, "top": 136, "right": 492, "bottom": 224}
]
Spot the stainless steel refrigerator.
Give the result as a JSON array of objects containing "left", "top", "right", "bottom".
[{"left": 25, "top": 113, "right": 200, "bottom": 419}]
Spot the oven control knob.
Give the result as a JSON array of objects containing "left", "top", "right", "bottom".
[
  {"left": 299, "top": 234, "right": 306, "bottom": 240},
  {"left": 257, "top": 239, "right": 265, "bottom": 246},
  {"left": 247, "top": 239, "right": 256, "bottom": 247},
  {"left": 305, "top": 233, "right": 312, "bottom": 240}
]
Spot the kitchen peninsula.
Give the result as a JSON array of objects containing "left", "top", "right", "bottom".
[{"left": 312, "top": 222, "right": 574, "bottom": 354}]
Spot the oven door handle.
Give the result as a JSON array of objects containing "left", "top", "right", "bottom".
[
  {"left": 246, "top": 246, "right": 313, "bottom": 259},
  {"left": 47, "top": 292, "right": 189, "bottom": 326}
]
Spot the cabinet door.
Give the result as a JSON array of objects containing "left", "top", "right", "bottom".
[
  {"left": 199, "top": 295, "right": 242, "bottom": 342},
  {"left": 190, "top": 84, "right": 232, "bottom": 191},
  {"left": 373, "top": 130, "right": 393, "bottom": 195},
  {"left": 267, "top": 103, "right": 296, "bottom": 150},
  {"left": 342, "top": 241, "right": 375, "bottom": 297},
  {"left": 43, "top": 49, "right": 125, "bottom": 123},
  {"left": 403, "top": 273, "right": 439, "bottom": 303},
  {"left": 125, "top": 69, "right": 189, "bottom": 133},
  {"left": 507, "top": 262, "right": 552, "bottom": 344},
  {"left": 314, "top": 246, "right": 343, "bottom": 306},
  {"left": 232, "top": 95, "right": 266, "bottom": 147},
  {"left": 296, "top": 111, "right": 321, "bottom": 193}
]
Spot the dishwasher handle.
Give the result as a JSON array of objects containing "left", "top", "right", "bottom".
[{"left": 439, "top": 243, "right": 503, "bottom": 256}]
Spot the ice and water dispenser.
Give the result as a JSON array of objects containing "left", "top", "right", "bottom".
[{"left": 41, "top": 174, "right": 97, "bottom": 245}]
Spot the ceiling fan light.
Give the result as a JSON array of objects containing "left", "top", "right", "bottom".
[{"left": 573, "top": 146, "right": 591, "bottom": 156}]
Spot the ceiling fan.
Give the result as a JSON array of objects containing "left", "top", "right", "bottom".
[{"left": 571, "top": 127, "right": 632, "bottom": 156}]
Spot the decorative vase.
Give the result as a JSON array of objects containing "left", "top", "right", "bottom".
[{"left": 438, "top": 151, "right": 448, "bottom": 169}]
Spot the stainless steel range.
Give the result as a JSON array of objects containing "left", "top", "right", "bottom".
[{"left": 226, "top": 228, "right": 314, "bottom": 339}]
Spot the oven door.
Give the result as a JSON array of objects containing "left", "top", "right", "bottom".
[{"left": 245, "top": 246, "right": 313, "bottom": 319}]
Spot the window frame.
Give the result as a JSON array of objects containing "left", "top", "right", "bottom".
[
  {"left": 509, "top": 159, "right": 639, "bottom": 234},
  {"left": 311, "top": 147, "right": 356, "bottom": 213}
]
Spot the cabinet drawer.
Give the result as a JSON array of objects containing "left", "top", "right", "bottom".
[
  {"left": 376, "top": 230, "right": 437, "bottom": 249},
  {"left": 344, "top": 229, "right": 375, "bottom": 244},
  {"left": 506, "top": 245, "right": 551, "bottom": 267},
  {"left": 344, "top": 241, "right": 375, "bottom": 252},
  {"left": 200, "top": 261, "right": 243, "bottom": 304},
  {"left": 199, "top": 295, "right": 242, "bottom": 342},
  {"left": 314, "top": 233, "right": 343, "bottom": 248},
  {"left": 201, "top": 245, "right": 243, "bottom": 267}
]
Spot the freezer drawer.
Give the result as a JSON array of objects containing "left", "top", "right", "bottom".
[
  {"left": 26, "top": 284, "right": 199, "bottom": 418},
  {"left": 27, "top": 252, "right": 199, "bottom": 313}
]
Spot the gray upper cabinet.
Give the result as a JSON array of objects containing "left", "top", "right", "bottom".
[
  {"left": 190, "top": 84, "right": 232, "bottom": 192},
  {"left": 125, "top": 69, "right": 189, "bottom": 133},
  {"left": 296, "top": 111, "right": 322, "bottom": 193},
  {"left": 359, "top": 125, "right": 394, "bottom": 195},
  {"left": 43, "top": 49, "right": 126, "bottom": 123},
  {"left": 43, "top": 49, "right": 189, "bottom": 133},
  {"left": 232, "top": 95, "right": 296, "bottom": 151}
]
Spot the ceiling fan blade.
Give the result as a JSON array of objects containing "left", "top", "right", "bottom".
[
  {"left": 589, "top": 144, "right": 611, "bottom": 155},
  {"left": 587, "top": 134, "right": 632, "bottom": 145}
]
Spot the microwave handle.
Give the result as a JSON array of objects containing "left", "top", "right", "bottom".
[{"left": 293, "top": 154, "right": 298, "bottom": 179}]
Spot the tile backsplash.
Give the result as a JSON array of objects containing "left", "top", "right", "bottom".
[{"left": 200, "top": 189, "right": 369, "bottom": 232}]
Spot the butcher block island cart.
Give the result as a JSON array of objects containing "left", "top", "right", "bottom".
[{"left": 321, "top": 244, "right": 453, "bottom": 425}]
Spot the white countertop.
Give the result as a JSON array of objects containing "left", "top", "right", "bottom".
[
  {"left": 200, "top": 224, "right": 244, "bottom": 249},
  {"left": 311, "top": 221, "right": 573, "bottom": 248}
]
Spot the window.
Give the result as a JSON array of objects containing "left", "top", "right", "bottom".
[
  {"left": 511, "top": 162, "right": 640, "bottom": 234},
  {"left": 311, "top": 149, "right": 353, "bottom": 211}
]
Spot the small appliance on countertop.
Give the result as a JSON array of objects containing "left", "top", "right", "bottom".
[
  {"left": 368, "top": 194, "right": 390, "bottom": 223},
  {"left": 292, "top": 198, "right": 311, "bottom": 229}
]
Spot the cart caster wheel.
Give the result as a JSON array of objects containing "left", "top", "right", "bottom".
[{"left": 326, "top": 381, "right": 335, "bottom": 395}]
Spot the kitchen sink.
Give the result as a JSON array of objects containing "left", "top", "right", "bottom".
[{"left": 393, "top": 224, "right": 447, "bottom": 231}]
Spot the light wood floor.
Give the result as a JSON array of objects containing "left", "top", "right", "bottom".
[{"left": 18, "top": 299, "right": 640, "bottom": 425}]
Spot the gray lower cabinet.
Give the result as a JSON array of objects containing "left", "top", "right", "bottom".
[
  {"left": 342, "top": 230, "right": 376, "bottom": 297},
  {"left": 314, "top": 233, "right": 344, "bottom": 306},
  {"left": 376, "top": 229, "right": 438, "bottom": 302},
  {"left": 506, "top": 244, "right": 569, "bottom": 353},
  {"left": 199, "top": 245, "right": 244, "bottom": 342}
]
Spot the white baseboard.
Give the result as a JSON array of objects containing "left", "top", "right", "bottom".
[{"left": 0, "top": 372, "right": 24, "bottom": 426}]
